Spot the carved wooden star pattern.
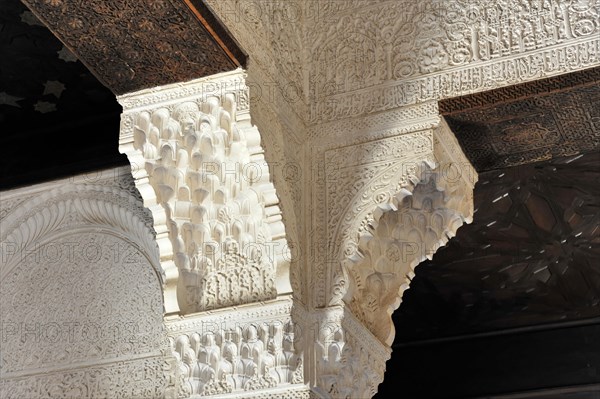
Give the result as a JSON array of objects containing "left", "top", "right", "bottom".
[{"left": 394, "top": 152, "right": 600, "bottom": 342}]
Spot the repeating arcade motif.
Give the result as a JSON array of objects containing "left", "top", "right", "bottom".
[{"left": 166, "top": 298, "right": 304, "bottom": 397}]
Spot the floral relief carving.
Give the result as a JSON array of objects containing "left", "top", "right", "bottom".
[
  {"left": 0, "top": 173, "right": 172, "bottom": 398},
  {"left": 11, "top": 0, "right": 595, "bottom": 396},
  {"left": 306, "top": 0, "right": 600, "bottom": 122},
  {"left": 0, "top": 358, "right": 171, "bottom": 399}
]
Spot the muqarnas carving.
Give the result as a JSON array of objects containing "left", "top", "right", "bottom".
[
  {"left": 120, "top": 71, "right": 289, "bottom": 314},
  {"left": 171, "top": 321, "right": 302, "bottom": 396},
  {"left": 346, "top": 170, "right": 469, "bottom": 345}
]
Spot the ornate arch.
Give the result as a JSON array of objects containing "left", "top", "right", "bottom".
[
  {"left": 345, "top": 166, "right": 472, "bottom": 345},
  {"left": 0, "top": 178, "right": 171, "bottom": 398},
  {"left": 310, "top": 116, "right": 477, "bottom": 396},
  {"left": 0, "top": 183, "right": 162, "bottom": 284}
]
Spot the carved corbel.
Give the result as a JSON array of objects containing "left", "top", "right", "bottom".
[{"left": 118, "top": 69, "right": 290, "bottom": 315}]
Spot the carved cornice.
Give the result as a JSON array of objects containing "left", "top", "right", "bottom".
[
  {"left": 439, "top": 66, "right": 600, "bottom": 114},
  {"left": 118, "top": 69, "right": 290, "bottom": 315},
  {"left": 165, "top": 296, "right": 294, "bottom": 334}
]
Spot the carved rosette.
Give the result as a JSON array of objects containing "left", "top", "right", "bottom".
[{"left": 118, "top": 69, "right": 290, "bottom": 315}]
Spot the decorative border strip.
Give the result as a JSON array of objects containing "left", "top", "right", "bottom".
[
  {"left": 310, "top": 38, "right": 600, "bottom": 123},
  {"left": 165, "top": 296, "right": 294, "bottom": 334},
  {"left": 439, "top": 66, "right": 600, "bottom": 114},
  {"left": 118, "top": 69, "right": 248, "bottom": 111}
]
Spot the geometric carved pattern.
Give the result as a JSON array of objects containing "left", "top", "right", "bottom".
[
  {"left": 12, "top": 1, "right": 600, "bottom": 397},
  {"left": 443, "top": 69, "right": 600, "bottom": 170},
  {"left": 393, "top": 151, "right": 600, "bottom": 341},
  {"left": 118, "top": 70, "right": 289, "bottom": 315}
]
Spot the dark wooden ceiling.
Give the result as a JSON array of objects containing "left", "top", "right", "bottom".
[
  {"left": 20, "top": 0, "right": 245, "bottom": 94},
  {"left": 376, "top": 151, "right": 600, "bottom": 399},
  {"left": 441, "top": 67, "right": 600, "bottom": 171},
  {"left": 394, "top": 151, "right": 600, "bottom": 342},
  {"left": 376, "top": 71, "right": 600, "bottom": 398},
  {"left": 0, "top": 0, "right": 125, "bottom": 189},
  {"left": 0, "top": 0, "right": 245, "bottom": 190}
]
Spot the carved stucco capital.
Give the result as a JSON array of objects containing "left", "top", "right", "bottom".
[{"left": 118, "top": 69, "right": 290, "bottom": 315}]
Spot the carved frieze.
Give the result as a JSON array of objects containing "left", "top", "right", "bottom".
[
  {"left": 307, "top": 0, "right": 600, "bottom": 122},
  {"left": 0, "top": 358, "right": 170, "bottom": 399}
]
